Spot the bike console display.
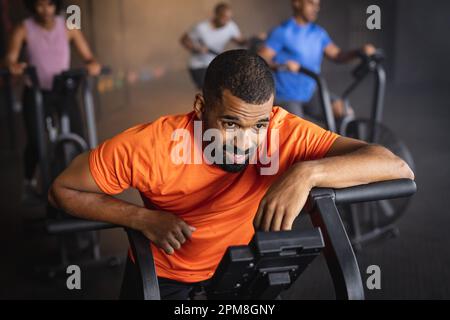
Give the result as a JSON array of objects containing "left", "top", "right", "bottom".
[{"left": 207, "top": 228, "right": 324, "bottom": 300}]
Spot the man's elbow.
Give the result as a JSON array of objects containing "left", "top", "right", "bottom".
[
  {"left": 48, "top": 179, "right": 63, "bottom": 209},
  {"left": 382, "top": 147, "right": 415, "bottom": 180},
  {"left": 47, "top": 175, "right": 73, "bottom": 212},
  {"left": 180, "top": 34, "right": 189, "bottom": 47},
  {"left": 398, "top": 158, "right": 415, "bottom": 180},
  {"left": 372, "top": 144, "right": 415, "bottom": 180}
]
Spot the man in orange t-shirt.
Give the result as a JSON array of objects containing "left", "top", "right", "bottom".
[{"left": 49, "top": 50, "right": 414, "bottom": 300}]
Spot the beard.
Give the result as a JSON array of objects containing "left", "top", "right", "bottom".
[{"left": 210, "top": 145, "right": 254, "bottom": 173}]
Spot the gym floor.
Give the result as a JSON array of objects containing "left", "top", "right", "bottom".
[{"left": 0, "top": 68, "right": 449, "bottom": 300}]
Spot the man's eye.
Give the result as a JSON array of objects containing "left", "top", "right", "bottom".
[
  {"left": 224, "top": 122, "right": 237, "bottom": 129},
  {"left": 255, "top": 123, "right": 268, "bottom": 130}
]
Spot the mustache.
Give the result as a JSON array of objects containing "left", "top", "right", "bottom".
[{"left": 222, "top": 145, "right": 256, "bottom": 156}]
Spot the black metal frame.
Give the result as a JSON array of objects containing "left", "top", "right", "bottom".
[
  {"left": 340, "top": 52, "right": 387, "bottom": 141},
  {"left": 25, "top": 67, "right": 53, "bottom": 192},
  {"left": 0, "top": 68, "right": 17, "bottom": 150},
  {"left": 299, "top": 52, "right": 387, "bottom": 139},
  {"left": 298, "top": 67, "right": 337, "bottom": 133},
  {"left": 47, "top": 179, "right": 416, "bottom": 300},
  {"left": 307, "top": 188, "right": 364, "bottom": 299}
]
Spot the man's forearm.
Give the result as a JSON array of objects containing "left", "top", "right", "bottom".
[
  {"left": 181, "top": 34, "right": 200, "bottom": 53},
  {"left": 49, "top": 186, "right": 151, "bottom": 232},
  {"left": 333, "top": 49, "right": 359, "bottom": 64},
  {"left": 295, "top": 145, "right": 414, "bottom": 190}
]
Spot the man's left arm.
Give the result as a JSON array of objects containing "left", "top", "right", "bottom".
[
  {"left": 230, "top": 22, "right": 247, "bottom": 46},
  {"left": 325, "top": 43, "right": 377, "bottom": 64},
  {"left": 306, "top": 137, "right": 414, "bottom": 188},
  {"left": 253, "top": 137, "right": 414, "bottom": 232}
]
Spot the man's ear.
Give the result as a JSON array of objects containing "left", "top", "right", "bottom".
[{"left": 193, "top": 94, "right": 206, "bottom": 120}]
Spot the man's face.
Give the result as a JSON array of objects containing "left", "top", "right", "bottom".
[
  {"left": 292, "top": 0, "right": 320, "bottom": 22},
  {"left": 35, "top": 0, "right": 57, "bottom": 23},
  {"left": 200, "top": 90, "right": 274, "bottom": 173},
  {"left": 215, "top": 8, "right": 233, "bottom": 28}
]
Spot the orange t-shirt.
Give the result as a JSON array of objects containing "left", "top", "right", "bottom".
[{"left": 89, "top": 107, "right": 339, "bottom": 282}]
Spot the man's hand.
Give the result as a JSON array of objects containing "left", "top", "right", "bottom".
[
  {"left": 325, "top": 43, "right": 377, "bottom": 63},
  {"left": 253, "top": 164, "right": 312, "bottom": 232},
  {"left": 362, "top": 43, "right": 377, "bottom": 56},
  {"left": 193, "top": 46, "right": 209, "bottom": 54},
  {"left": 285, "top": 60, "right": 301, "bottom": 73},
  {"left": 253, "top": 136, "right": 415, "bottom": 233},
  {"left": 49, "top": 152, "right": 198, "bottom": 257},
  {"left": 136, "top": 210, "right": 197, "bottom": 255}
]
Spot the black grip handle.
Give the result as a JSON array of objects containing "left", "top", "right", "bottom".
[
  {"left": 46, "top": 219, "right": 117, "bottom": 234},
  {"left": 277, "top": 64, "right": 318, "bottom": 78},
  {"left": 333, "top": 179, "right": 416, "bottom": 205},
  {"left": 310, "top": 179, "right": 417, "bottom": 206},
  {"left": 357, "top": 49, "right": 385, "bottom": 61},
  {"left": 60, "top": 66, "right": 112, "bottom": 78},
  {"left": 298, "top": 66, "right": 319, "bottom": 79}
]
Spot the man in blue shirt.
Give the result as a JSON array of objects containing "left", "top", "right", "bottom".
[{"left": 259, "top": 0, "right": 376, "bottom": 119}]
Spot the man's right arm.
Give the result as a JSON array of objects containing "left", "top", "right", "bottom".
[
  {"left": 180, "top": 29, "right": 208, "bottom": 54},
  {"left": 258, "top": 27, "right": 300, "bottom": 73},
  {"left": 259, "top": 46, "right": 300, "bottom": 73},
  {"left": 49, "top": 152, "right": 195, "bottom": 255}
]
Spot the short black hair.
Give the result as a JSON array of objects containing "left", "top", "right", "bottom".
[
  {"left": 214, "top": 2, "right": 231, "bottom": 15},
  {"left": 24, "top": 0, "right": 63, "bottom": 14},
  {"left": 203, "top": 49, "right": 275, "bottom": 107}
]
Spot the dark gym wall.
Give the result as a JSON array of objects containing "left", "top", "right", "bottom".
[
  {"left": 393, "top": 0, "right": 450, "bottom": 86},
  {"left": 318, "top": 0, "right": 396, "bottom": 84}
]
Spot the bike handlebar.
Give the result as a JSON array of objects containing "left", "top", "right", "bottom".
[
  {"left": 0, "top": 65, "right": 111, "bottom": 79},
  {"left": 356, "top": 49, "right": 385, "bottom": 63},
  {"left": 46, "top": 180, "right": 416, "bottom": 235},
  {"left": 60, "top": 66, "right": 111, "bottom": 78},
  {"left": 310, "top": 179, "right": 417, "bottom": 205},
  {"left": 334, "top": 179, "right": 416, "bottom": 204},
  {"left": 46, "top": 219, "right": 116, "bottom": 235}
]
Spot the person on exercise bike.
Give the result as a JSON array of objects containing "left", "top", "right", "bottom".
[
  {"left": 259, "top": 0, "right": 376, "bottom": 120},
  {"left": 5, "top": 0, "right": 101, "bottom": 203},
  {"left": 180, "top": 2, "right": 247, "bottom": 90},
  {"left": 48, "top": 50, "right": 413, "bottom": 300}
]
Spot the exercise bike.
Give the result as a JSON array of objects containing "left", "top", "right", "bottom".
[
  {"left": 288, "top": 50, "right": 416, "bottom": 250},
  {"left": 47, "top": 179, "right": 416, "bottom": 300},
  {"left": 20, "top": 66, "right": 118, "bottom": 276},
  {"left": 0, "top": 68, "right": 18, "bottom": 151}
]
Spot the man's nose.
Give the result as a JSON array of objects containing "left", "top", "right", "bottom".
[{"left": 233, "top": 130, "right": 256, "bottom": 153}]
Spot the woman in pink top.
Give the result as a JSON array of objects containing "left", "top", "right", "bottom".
[{"left": 5, "top": 0, "right": 101, "bottom": 202}]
